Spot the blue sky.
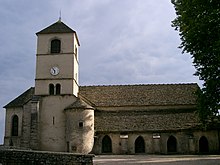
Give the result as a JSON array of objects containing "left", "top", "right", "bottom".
[{"left": 0, "top": 0, "right": 201, "bottom": 144}]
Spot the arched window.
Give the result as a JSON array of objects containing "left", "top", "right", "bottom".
[
  {"left": 11, "top": 115, "right": 19, "bottom": 136},
  {"left": 199, "top": 136, "right": 209, "bottom": 153},
  {"left": 167, "top": 135, "right": 177, "bottom": 153},
  {"left": 102, "top": 135, "right": 112, "bottom": 153},
  {"left": 51, "top": 39, "right": 61, "bottom": 53},
  {"left": 49, "top": 84, "right": 54, "bottom": 95},
  {"left": 135, "top": 136, "right": 145, "bottom": 153},
  {"left": 56, "top": 84, "right": 61, "bottom": 95}
]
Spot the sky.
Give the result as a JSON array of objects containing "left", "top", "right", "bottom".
[{"left": 0, "top": 0, "right": 202, "bottom": 144}]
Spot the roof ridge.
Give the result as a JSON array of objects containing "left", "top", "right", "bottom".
[{"left": 80, "top": 83, "right": 198, "bottom": 88}]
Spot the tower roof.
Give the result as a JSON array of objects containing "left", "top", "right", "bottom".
[{"left": 36, "top": 20, "right": 76, "bottom": 35}]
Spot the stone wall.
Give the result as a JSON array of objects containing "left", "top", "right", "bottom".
[
  {"left": 92, "top": 130, "right": 219, "bottom": 154},
  {"left": 0, "top": 148, "right": 93, "bottom": 165}
]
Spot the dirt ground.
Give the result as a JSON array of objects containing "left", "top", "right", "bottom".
[{"left": 93, "top": 155, "right": 220, "bottom": 165}]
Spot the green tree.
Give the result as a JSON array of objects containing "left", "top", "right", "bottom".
[{"left": 171, "top": 0, "right": 220, "bottom": 123}]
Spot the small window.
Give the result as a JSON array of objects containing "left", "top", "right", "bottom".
[
  {"left": 53, "top": 117, "right": 55, "bottom": 125},
  {"left": 49, "top": 84, "right": 54, "bottom": 95},
  {"left": 75, "top": 47, "right": 78, "bottom": 59},
  {"left": 56, "top": 84, "right": 61, "bottom": 95},
  {"left": 51, "top": 39, "right": 61, "bottom": 53},
  {"left": 79, "top": 121, "right": 84, "bottom": 128},
  {"left": 11, "top": 115, "right": 19, "bottom": 136}
]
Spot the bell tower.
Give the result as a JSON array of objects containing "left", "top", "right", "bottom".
[{"left": 35, "top": 20, "right": 80, "bottom": 96}]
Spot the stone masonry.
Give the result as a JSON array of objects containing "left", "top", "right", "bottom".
[{"left": 0, "top": 147, "right": 94, "bottom": 165}]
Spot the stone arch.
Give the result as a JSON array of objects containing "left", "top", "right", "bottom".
[
  {"left": 11, "top": 115, "right": 19, "bottom": 136},
  {"left": 199, "top": 136, "right": 209, "bottom": 153},
  {"left": 167, "top": 135, "right": 177, "bottom": 153},
  {"left": 102, "top": 135, "right": 112, "bottom": 153},
  {"left": 135, "top": 136, "right": 145, "bottom": 153}
]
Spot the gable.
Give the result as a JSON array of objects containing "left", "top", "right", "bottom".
[{"left": 3, "top": 87, "right": 34, "bottom": 108}]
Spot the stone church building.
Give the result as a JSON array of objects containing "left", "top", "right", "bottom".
[{"left": 3, "top": 20, "right": 219, "bottom": 154}]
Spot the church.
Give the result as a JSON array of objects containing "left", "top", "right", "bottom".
[{"left": 3, "top": 20, "right": 219, "bottom": 154}]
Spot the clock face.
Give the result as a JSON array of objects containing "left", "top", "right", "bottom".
[{"left": 50, "top": 66, "right": 59, "bottom": 76}]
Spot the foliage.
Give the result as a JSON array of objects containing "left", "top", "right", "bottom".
[{"left": 171, "top": 0, "right": 220, "bottom": 123}]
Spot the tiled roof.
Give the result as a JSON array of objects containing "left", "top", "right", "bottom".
[
  {"left": 4, "top": 87, "right": 34, "bottom": 108},
  {"left": 3, "top": 83, "right": 199, "bottom": 109},
  {"left": 65, "top": 98, "right": 94, "bottom": 110},
  {"left": 79, "top": 83, "right": 199, "bottom": 107},
  {"left": 95, "top": 109, "right": 201, "bottom": 132},
  {"left": 36, "top": 20, "right": 75, "bottom": 34}
]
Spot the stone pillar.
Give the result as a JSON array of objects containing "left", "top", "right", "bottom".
[
  {"left": 30, "top": 96, "right": 40, "bottom": 150},
  {"left": 20, "top": 102, "right": 32, "bottom": 148},
  {"left": 120, "top": 135, "right": 128, "bottom": 154},
  {"left": 188, "top": 137, "right": 195, "bottom": 154},
  {"left": 153, "top": 133, "right": 161, "bottom": 154}
]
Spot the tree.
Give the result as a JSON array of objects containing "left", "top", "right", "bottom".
[{"left": 171, "top": 0, "right": 220, "bottom": 123}]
